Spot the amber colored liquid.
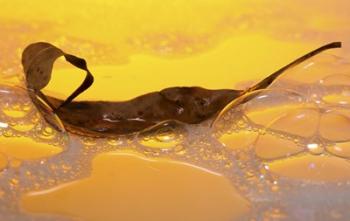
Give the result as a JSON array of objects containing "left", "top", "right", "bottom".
[{"left": 1, "top": 1, "right": 350, "bottom": 221}]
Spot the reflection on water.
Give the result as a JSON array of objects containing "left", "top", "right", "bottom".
[{"left": 1, "top": 0, "right": 350, "bottom": 220}]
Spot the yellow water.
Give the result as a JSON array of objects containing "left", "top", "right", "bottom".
[
  {"left": 21, "top": 151, "right": 249, "bottom": 221},
  {"left": 0, "top": 0, "right": 350, "bottom": 221},
  {"left": 0, "top": 136, "right": 61, "bottom": 160},
  {"left": 45, "top": 35, "right": 311, "bottom": 101}
]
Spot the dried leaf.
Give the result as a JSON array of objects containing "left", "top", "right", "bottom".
[
  {"left": 22, "top": 42, "right": 94, "bottom": 111},
  {"left": 22, "top": 42, "right": 341, "bottom": 137}
]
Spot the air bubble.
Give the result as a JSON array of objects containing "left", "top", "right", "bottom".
[
  {"left": 254, "top": 133, "right": 303, "bottom": 160},
  {"left": 138, "top": 120, "right": 186, "bottom": 151},
  {"left": 107, "top": 138, "right": 122, "bottom": 146},
  {"left": 155, "top": 128, "right": 176, "bottom": 142},
  {"left": 319, "top": 110, "right": 350, "bottom": 142},
  {"left": 270, "top": 53, "right": 348, "bottom": 86},
  {"left": 37, "top": 127, "right": 56, "bottom": 140},
  {"left": 81, "top": 137, "right": 98, "bottom": 150},
  {"left": 219, "top": 130, "right": 258, "bottom": 151},
  {"left": 214, "top": 89, "right": 307, "bottom": 161},
  {"left": 213, "top": 89, "right": 306, "bottom": 131},
  {"left": 3, "top": 104, "right": 30, "bottom": 118},
  {"left": 326, "top": 142, "right": 350, "bottom": 158},
  {"left": 320, "top": 74, "right": 350, "bottom": 107},
  {"left": 267, "top": 107, "right": 319, "bottom": 138}
]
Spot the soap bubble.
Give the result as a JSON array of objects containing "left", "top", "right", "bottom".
[
  {"left": 319, "top": 74, "right": 350, "bottom": 107},
  {"left": 213, "top": 82, "right": 350, "bottom": 207},
  {"left": 327, "top": 142, "right": 350, "bottom": 159},
  {"left": 215, "top": 69, "right": 350, "bottom": 163},
  {"left": 213, "top": 88, "right": 310, "bottom": 195},
  {"left": 269, "top": 53, "right": 350, "bottom": 87},
  {"left": 266, "top": 54, "right": 350, "bottom": 106},
  {"left": 213, "top": 88, "right": 306, "bottom": 135},
  {"left": 138, "top": 120, "right": 187, "bottom": 154}
]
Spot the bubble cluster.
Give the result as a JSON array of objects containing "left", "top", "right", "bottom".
[
  {"left": 0, "top": 84, "right": 69, "bottom": 147},
  {"left": 1, "top": 54, "right": 350, "bottom": 221},
  {"left": 212, "top": 54, "right": 350, "bottom": 220}
]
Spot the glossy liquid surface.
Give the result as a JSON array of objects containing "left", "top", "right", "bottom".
[{"left": 0, "top": 1, "right": 350, "bottom": 221}]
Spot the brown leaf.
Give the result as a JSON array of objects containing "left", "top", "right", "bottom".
[
  {"left": 22, "top": 42, "right": 94, "bottom": 111},
  {"left": 22, "top": 42, "right": 341, "bottom": 137}
]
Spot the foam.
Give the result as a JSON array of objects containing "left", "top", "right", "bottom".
[{"left": 1, "top": 54, "right": 350, "bottom": 220}]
